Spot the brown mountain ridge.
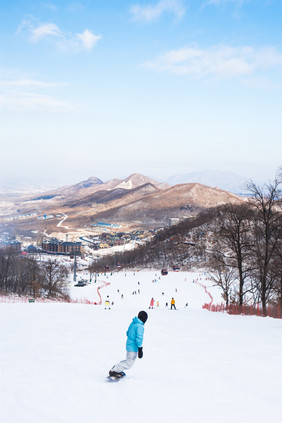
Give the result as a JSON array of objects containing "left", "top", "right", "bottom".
[
  {"left": 1, "top": 173, "right": 244, "bottom": 234},
  {"left": 81, "top": 182, "right": 243, "bottom": 226}
]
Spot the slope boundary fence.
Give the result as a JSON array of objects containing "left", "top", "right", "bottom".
[
  {"left": 203, "top": 302, "right": 281, "bottom": 319},
  {"left": 193, "top": 276, "right": 281, "bottom": 320},
  {"left": 194, "top": 280, "right": 214, "bottom": 308}
]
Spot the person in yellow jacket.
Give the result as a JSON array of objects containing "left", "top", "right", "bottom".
[
  {"left": 171, "top": 297, "right": 176, "bottom": 310},
  {"left": 105, "top": 295, "right": 111, "bottom": 310}
]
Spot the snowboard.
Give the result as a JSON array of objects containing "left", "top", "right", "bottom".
[{"left": 107, "top": 372, "right": 126, "bottom": 382}]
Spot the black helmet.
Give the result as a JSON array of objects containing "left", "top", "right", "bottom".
[{"left": 138, "top": 310, "right": 148, "bottom": 324}]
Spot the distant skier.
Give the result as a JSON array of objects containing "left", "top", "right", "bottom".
[
  {"left": 149, "top": 298, "right": 155, "bottom": 309},
  {"left": 109, "top": 311, "right": 148, "bottom": 379},
  {"left": 105, "top": 296, "right": 111, "bottom": 310},
  {"left": 171, "top": 298, "right": 176, "bottom": 310}
]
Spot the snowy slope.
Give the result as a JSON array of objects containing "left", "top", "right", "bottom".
[{"left": 1, "top": 271, "right": 282, "bottom": 423}]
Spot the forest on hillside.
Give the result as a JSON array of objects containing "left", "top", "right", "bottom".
[{"left": 90, "top": 176, "right": 282, "bottom": 314}]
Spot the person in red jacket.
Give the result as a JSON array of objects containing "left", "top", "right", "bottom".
[{"left": 149, "top": 298, "right": 155, "bottom": 309}]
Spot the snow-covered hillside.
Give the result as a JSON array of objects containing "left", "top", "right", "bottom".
[{"left": 1, "top": 271, "right": 281, "bottom": 423}]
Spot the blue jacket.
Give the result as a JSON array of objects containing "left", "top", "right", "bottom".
[{"left": 126, "top": 317, "right": 144, "bottom": 352}]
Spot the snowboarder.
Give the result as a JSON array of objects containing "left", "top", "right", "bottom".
[
  {"left": 109, "top": 311, "right": 148, "bottom": 379},
  {"left": 149, "top": 298, "right": 155, "bottom": 309},
  {"left": 171, "top": 298, "right": 176, "bottom": 310}
]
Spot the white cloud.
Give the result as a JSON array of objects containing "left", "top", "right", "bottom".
[
  {"left": 142, "top": 45, "right": 282, "bottom": 79},
  {"left": 0, "top": 92, "right": 78, "bottom": 112},
  {"left": 240, "top": 76, "right": 282, "bottom": 90},
  {"left": 130, "top": 0, "right": 185, "bottom": 22},
  {"left": 17, "top": 18, "right": 101, "bottom": 52},
  {"left": 76, "top": 29, "right": 102, "bottom": 50},
  {"left": 0, "top": 76, "right": 79, "bottom": 112},
  {"left": 29, "top": 22, "right": 62, "bottom": 42}
]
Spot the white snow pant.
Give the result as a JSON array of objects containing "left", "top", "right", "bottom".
[{"left": 112, "top": 351, "right": 137, "bottom": 373}]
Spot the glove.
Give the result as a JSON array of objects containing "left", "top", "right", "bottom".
[{"left": 138, "top": 347, "right": 143, "bottom": 359}]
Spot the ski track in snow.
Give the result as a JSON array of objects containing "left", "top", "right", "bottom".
[
  {"left": 1, "top": 270, "right": 282, "bottom": 423},
  {"left": 57, "top": 213, "right": 68, "bottom": 228}
]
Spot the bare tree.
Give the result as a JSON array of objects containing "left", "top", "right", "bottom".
[
  {"left": 0, "top": 248, "right": 15, "bottom": 293},
  {"left": 208, "top": 252, "right": 237, "bottom": 306},
  {"left": 271, "top": 237, "right": 282, "bottom": 307},
  {"left": 246, "top": 172, "right": 282, "bottom": 314},
  {"left": 26, "top": 256, "right": 43, "bottom": 297},
  {"left": 209, "top": 204, "right": 253, "bottom": 305},
  {"left": 41, "top": 259, "right": 69, "bottom": 299}
]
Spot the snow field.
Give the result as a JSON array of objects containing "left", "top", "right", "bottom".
[
  {"left": 71, "top": 270, "right": 222, "bottom": 310},
  {"left": 1, "top": 271, "right": 282, "bottom": 423}
]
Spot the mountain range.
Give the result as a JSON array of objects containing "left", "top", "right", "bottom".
[
  {"left": 27, "top": 174, "right": 169, "bottom": 205},
  {"left": 0, "top": 170, "right": 255, "bottom": 194},
  {"left": 1, "top": 173, "right": 245, "bottom": 235}
]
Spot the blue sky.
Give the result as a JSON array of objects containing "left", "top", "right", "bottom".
[{"left": 0, "top": 0, "right": 281, "bottom": 187}]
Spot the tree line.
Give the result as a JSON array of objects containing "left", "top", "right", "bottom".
[
  {"left": 207, "top": 175, "right": 281, "bottom": 315},
  {"left": 0, "top": 252, "right": 69, "bottom": 299}
]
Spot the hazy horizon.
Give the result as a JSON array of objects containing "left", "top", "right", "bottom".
[{"left": 0, "top": 168, "right": 277, "bottom": 192}]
